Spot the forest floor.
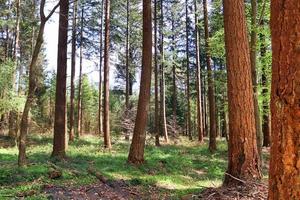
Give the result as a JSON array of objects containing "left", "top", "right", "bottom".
[{"left": 0, "top": 134, "right": 269, "bottom": 200}]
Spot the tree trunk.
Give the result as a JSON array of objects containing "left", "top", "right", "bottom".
[
  {"left": 52, "top": 0, "right": 69, "bottom": 158},
  {"left": 250, "top": 0, "right": 262, "bottom": 159},
  {"left": 98, "top": 0, "right": 104, "bottom": 137},
  {"left": 223, "top": 0, "right": 261, "bottom": 184},
  {"left": 203, "top": 0, "right": 217, "bottom": 151},
  {"left": 260, "top": 20, "right": 270, "bottom": 147},
  {"left": 171, "top": 16, "right": 177, "bottom": 137},
  {"left": 268, "top": 1, "right": 300, "bottom": 198},
  {"left": 127, "top": 0, "right": 152, "bottom": 164},
  {"left": 160, "top": 0, "right": 168, "bottom": 143},
  {"left": 194, "top": 0, "right": 203, "bottom": 143},
  {"left": 154, "top": 0, "right": 160, "bottom": 146},
  {"left": 77, "top": 8, "right": 83, "bottom": 138},
  {"left": 18, "top": 0, "right": 59, "bottom": 166},
  {"left": 185, "top": 0, "right": 191, "bottom": 140},
  {"left": 103, "top": 0, "right": 112, "bottom": 149},
  {"left": 69, "top": 0, "right": 78, "bottom": 142}
]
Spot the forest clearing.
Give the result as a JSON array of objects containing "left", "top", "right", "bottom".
[{"left": 0, "top": 0, "right": 299, "bottom": 199}]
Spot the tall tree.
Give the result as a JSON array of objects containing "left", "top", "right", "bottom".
[
  {"left": 250, "top": 0, "right": 262, "bottom": 157},
  {"left": 159, "top": 0, "right": 168, "bottom": 143},
  {"left": 103, "top": 0, "right": 112, "bottom": 149},
  {"left": 185, "top": 0, "right": 191, "bottom": 140},
  {"left": 98, "top": 0, "right": 104, "bottom": 136},
  {"left": 268, "top": 1, "right": 300, "bottom": 198},
  {"left": 154, "top": 0, "right": 160, "bottom": 146},
  {"left": 127, "top": 0, "right": 152, "bottom": 164},
  {"left": 194, "top": 0, "right": 203, "bottom": 143},
  {"left": 223, "top": 0, "right": 261, "bottom": 184},
  {"left": 69, "top": 0, "right": 78, "bottom": 142},
  {"left": 18, "top": 0, "right": 59, "bottom": 166},
  {"left": 203, "top": 0, "right": 217, "bottom": 151},
  {"left": 77, "top": 8, "right": 83, "bottom": 137},
  {"left": 125, "top": 0, "right": 130, "bottom": 111},
  {"left": 52, "top": 0, "right": 69, "bottom": 158}
]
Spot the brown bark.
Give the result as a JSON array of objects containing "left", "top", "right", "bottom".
[
  {"left": 203, "top": 0, "right": 216, "bottom": 151},
  {"left": 185, "top": 0, "right": 191, "bottom": 140},
  {"left": 154, "top": 0, "right": 160, "bottom": 146},
  {"left": 52, "top": 0, "right": 69, "bottom": 158},
  {"left": 250, "top": 0, "right": 262, "bottom": 159},
  {"left": 98, "top": 0, "right": 104, "bottom": 137},
  {"left": 18, "top": 0, "right": 59, "bottom": 166},
  {"left": 159, "top": 0, "right": 168, "bottom": 143},
  {"left": 103, "top": 0, "right": 112, "bottom": 149},
  {"left": 77, "top": 8, "right": 83, "bottom": 137},
  {"left": 223, "top": 0, "right": 261, "bottom": 184},
  {"left": 194, "top": 0, "right": 203, "bottom": 143},
  {"left": 260, "top": 20, "right": 270, "bottom": 147},
  {"left": 69, "top": 0, "right": 78, "bottom": 142},
  {"left": 127, "top": 0, "right": 152, "bottom": 164},
  {"left": 268, "top": 1, "right": 300, "bottom": 198}
]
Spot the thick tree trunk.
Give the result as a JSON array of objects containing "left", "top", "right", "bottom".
[
  {"left": 160, "top": 0, "right": 168, "bottom": 143},
  {"left": 250, "top": 0, "right": 262, "bottom": 159},
  {"left": 69, "top": 0, "right": 78, "bottom": 142},
  {"left": 77, "top": 8, "right": 83, "bottom": 138},
  {"left": 268, "top": 2, "right": 300, "bottom": 198},
  {"left": 223, "top": 0, "right": 261, "bottom": 184},
  {"left": 260, "top": 20, "right": 270, "bottom": 147},
  {"left": 154, "top": 0, "right": 160, "bottom": 146},
  {"left": 103, "top": 0, "right": 112, "bottom": 149},
  {"left": 98, "top": 0, "right": 104, "bottom": 137},
  {"left": 194, "top": 0, "right": 203, "bottom": 143},
  {"left": 185, "top": 0, "right": 191, "bottom": 140},
  {"left": 203, "top": 0, "right": 217, "bottom": 151},
  {"left": 127, "top": 0, "right": 152, "bottom": 164},
  {"left": 52, "top": 0, "right": 69, "bottom": 158}
]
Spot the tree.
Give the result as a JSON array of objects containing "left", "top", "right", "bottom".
[
  {"left": 203, "top": 0, "right": 217, "bottom": 151},
  {"left": 127, "top": 0, "right": 152, "bottom": 164},
  {"left": 268, "top": 1, "right": 300, "bottom": 198},
  {"left": 52, "top": 0, "right": 69, "bottom": 158},
  {"left": 103, "top": 0, "right": 112, "bottom": 149},
  {"left": 77, "top": 8, "right": 83, "bottom": 137},
  {"left": 69, "top": 0, "right": 78, "bottom": 142},
  {"left": 98, "top": 0, "right": 104, "bottom": 136},
  {"left": 18, "top": 0, "right": 59, "bottom": 166},
  {"left": 223, "top": 0, "right": 261, "bottom": 184}
]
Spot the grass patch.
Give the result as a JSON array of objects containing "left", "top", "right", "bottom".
[{"left": 0, "top": 134, "right": 230, "bottom": 199}]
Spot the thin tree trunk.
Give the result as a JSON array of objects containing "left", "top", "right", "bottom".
[
  {"left": 127, "top": 0, "right": 152, "bottom": 164},
  {"left": 18, "top": 0, "right": 59, "bottom": 166},
  {"left": 203, "top": 0, "right": 217, "bottom": 151},
  {"left": 250, "top": 0, "right": 262, "bottom": 159},
  {"left": 98, "top": 0, "right": 104, "bottom": 136},
  {"left": 185, "top": 0, "right": 191, "bottom": 140},
  {"left": 154, "top": 0, "right": 160, "bottom": 146},
  {"left": 194, "top": 0, "right": 203, "bottom": 143},
  {"left": 69, "top": 0, "right": 78, "bottom": 142},
  {"left": 160, "top": 0, "right": 168, "bottom": 143},
  {"left": 103, "top": 0, "right": 112, "bottom": 149},
  {"left": 77, "top": 8, "right": 83, "bottom": 138},
  {"left": 171, "top": 17, "right": 177, "bottom": 137},
  {"left": 268, "top": 2, "right": 300, "bottom": 198},
  {"left": 223, "top": 0, "right": 261, "bottom": 184}
]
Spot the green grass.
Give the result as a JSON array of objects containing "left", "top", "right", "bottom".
[{"left": 0, "top": 134, "right": 229, "bottom": 199}]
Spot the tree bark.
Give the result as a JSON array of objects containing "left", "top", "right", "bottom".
[
  {"left": 268, "top": 1, "right": 300, "bottom": 198},
  {"left": 69, "top": 0, "right": 78, "bottom": 142},
  {"left": 194, "top": 0, "right": 203, "bottom": 143},
  {"left": 52, "top": 0, "right": 69, "bottom": 158},
  {"left": 18, "top": 0, "right": 59, "bottom": 166},
  {"left": 223, "top": 0, "right": 261, "bottom": 184},
  {"left": 159, "top": 0, "right": 168, "bottom": 143},
  {"left": 154, "top": 0, "right": 160, "bottom": 146},
  {"left": 185, "top": 0, "right": 191, "bottom": 140},
  {"left": 127, "top": 0, "right": 152, "bottom": 164},
  {"left": 171, "top": 16, "right": 177, "bottom": 137},
  {"left": 203, "top": 0, "right": 216, "bottom": 151},
  {"left": 77, "top": 8, "right": 83, "bottom": 138},
  {"left": 250, "top": 0, "right": 262, "bottom": 159},
  {"left": 98, "top": 0, "right": 104, "bottom": 137},
  {"left": 103, "top": 0, "right": 112, "bottom": 149}
]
